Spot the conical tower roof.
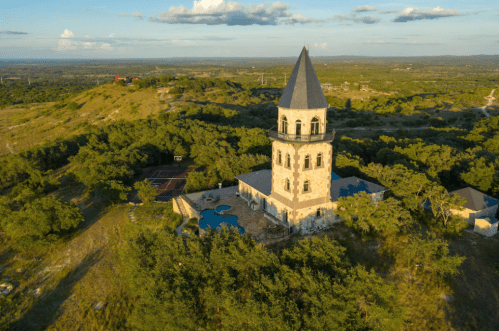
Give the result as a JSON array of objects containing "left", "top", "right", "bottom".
[{"left": 278, "top": 47, "right": 327, "bottom": 109}]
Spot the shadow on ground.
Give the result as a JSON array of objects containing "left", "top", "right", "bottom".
[
  {"left": 448, "top": 234, "right": 499, "bottom": 330},
  {"left": 10, "top": 249, "right": 103, "bottom": 331}
]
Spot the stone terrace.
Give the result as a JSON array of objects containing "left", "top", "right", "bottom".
[{"left": 184, "top": 186, "right": 271, "bottom": 239}]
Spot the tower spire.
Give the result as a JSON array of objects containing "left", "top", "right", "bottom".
[{"left": 278, "top": 47, "right": 327, "bottom": 109}]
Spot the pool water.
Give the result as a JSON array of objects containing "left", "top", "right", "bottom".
[{"left": 199, "top": 205, "right": 244, "bottom": 234}]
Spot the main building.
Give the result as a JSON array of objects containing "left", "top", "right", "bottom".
[{"left": 236, "top": 47, "right": 387, "bottom": 233}]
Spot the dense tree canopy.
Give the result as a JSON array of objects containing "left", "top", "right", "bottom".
[{"left": 124, "top": 229, "right": 406, "bottom": 331}]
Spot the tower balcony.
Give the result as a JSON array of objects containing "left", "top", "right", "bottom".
[{"left": 268, "top": 130, "right": 335, "bottom": 143}]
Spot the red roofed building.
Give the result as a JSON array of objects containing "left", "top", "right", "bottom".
[{"left": 115, "top": 76, "right": 129, "bottom": 82}]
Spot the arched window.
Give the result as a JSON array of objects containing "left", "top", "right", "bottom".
[
  {"left": 295, "top": 120, "right": 302, "bottom": 136},
  {"left": 317, "top": 153, "right": 322, "bottom": 167},
  {"left": 311, "top": 117, "right": 319, "bottom": 135},
  {"left": 286, "top": 179, "right": 290, "bottom": 191},
  {"left": 304, "top": 180, "right": 309, "bottom": 192},
  {"left": 286, "top": 154, "right": 291, "bottom": 168},
  {"left": 278, "top": 150, "right": 282, "bottom": 164},
  {"left": 304, "top": 155, "right": 310, "bottom": 169},
  {"left": 316, "top": 208, "right": 321, "bottom": 217},
  {"left": 281, "top": 116, "right": 288, "bottom": 134}
]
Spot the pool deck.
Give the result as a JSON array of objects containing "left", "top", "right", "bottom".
[{"left": 184, "top": 186, "right": 271, "bottom": 239}]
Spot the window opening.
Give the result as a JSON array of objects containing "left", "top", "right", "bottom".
[
  {"left": 296, "top": 120, "right": 302, "bottom": 136},
  {"left": 281, "top": 116, "right": 288, "bottom": 134},
  {"left": 311, "top": 117, "right": 319, "bottom": 135}
]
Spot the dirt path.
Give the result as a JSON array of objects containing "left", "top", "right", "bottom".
[
  {"left": 157, "top": 87, "right": 169, "bottom": 101},
  {"left": 480, "top": 88, "right": 496, "bottom": 118},
  {"left": 0, "top": 137, "right": 15, "bottom": 154}
]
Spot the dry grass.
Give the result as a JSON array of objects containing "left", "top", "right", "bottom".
[{"left": 0, "top": 84, "right": 168, "bottom": 155}]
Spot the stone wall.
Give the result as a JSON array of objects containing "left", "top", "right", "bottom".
[
  {"left": 277, "top": 107, "right": 327, "bottom": 136},
  {"left": 474, "top": 218, "right": 498, "bottom": 237},
  {"left": 180, "top": 196, "right": 200, "bottom": 220},
  {"left": 172, "top": 198, "right": 181, "bottom": 215},
  {"left": 450, "top": 205, "right": 498, "bottom": 225}
]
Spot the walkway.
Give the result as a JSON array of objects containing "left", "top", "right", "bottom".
[
  {"left": 174, "top": 197, "right": 190, "bottom": 235},
  {"left": 480, "top": 88, "right": 496, "bottom": 118}
]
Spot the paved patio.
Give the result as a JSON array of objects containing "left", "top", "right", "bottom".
[{"left": 184, "top": 186, "right": 271, "bottom": 239}]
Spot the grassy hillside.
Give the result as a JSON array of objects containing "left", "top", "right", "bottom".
[{"left": 0, "top": 84, "right": 169, "bottom": 155}]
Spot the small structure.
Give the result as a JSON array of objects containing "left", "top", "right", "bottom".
[
  {"left": 474, "top": 217, "right": 498, "bottom": 237},
  {"left": 330, "top": 176, "right": 388, "bottom": 209},
  {"left": 115, "top": 75, "right": 129, "bottom": 82},
  {"left": 115, "top": 76, "right": 140, "bottom": 83},
  {"left": 321, "top": 83, "right": 333, "bottom": 91},
  {"left": 449, "top": 187, "right": 499, "bottom": 225}
]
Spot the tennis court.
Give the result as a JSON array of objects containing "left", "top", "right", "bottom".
[{"left": 146, "top": 167, "right": 189, "bottom": 202}]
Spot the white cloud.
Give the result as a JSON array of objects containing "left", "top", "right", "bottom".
[
  {"left": 120, "top": 13, "right": 128, "bottom": 17},
  {"left": 82, "top": 42, "right": 95, "bottom": 49},
  {"left": 394, "top": 6, "right": 460, "bottom": 22},
  {"left": 314, "top": 42, "right": 327, "bottom": 49},
  {"left": 352, "top": 5, "right": 377, "bottom": 13},
  {"left": 149, "top": 0, "right": 322, "bottom": 26},
  {"left": 57, "top": 39, "right": 77, "bottom": 52},
  {"left": 101, "top": 43, "right": 112, "bottom": 51},
  {"left": 109, "top": 33, "right": 115, "bottom": 37},
  {"left": 334, "top": 14, "right": 380, "bottom": 24},
  {"left": 60, "top": 29, "right": 74, "bottom": 38},
  {"left": 130, "top": 12, "right": 143, "bottom": 20},
  {"left": 379, "top": 9, "right": 398, "bottom": 14}
]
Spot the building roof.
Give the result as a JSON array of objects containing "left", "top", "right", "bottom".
[
  {"left": 278, "top": 47, "right": 328, "bottom": 110},
  {"left": 330, "top": 176, "right": 388, "bottom": 203},
  {"left": 331, "top": 171, "right": 342, "bottom": 181},
  {"left": 450, "top": 187, "right": 499, "bottom": 211},
  {"left": 236, "top": 170, "right": 272, "bottom": 196}
]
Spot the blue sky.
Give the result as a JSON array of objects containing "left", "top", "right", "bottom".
[{"left": 1, "top": 0, "right": 498, "bottom": 59}]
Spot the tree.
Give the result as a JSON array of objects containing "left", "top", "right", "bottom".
[
  {"left": 397, "top": 234, "right": 465, "bottom": 279},
  {"left": 122, "top": 229, "right": 406, "bottom": 331},
  {"left": 460, "top": 157, "right": 496, "bottom": 192},
  {"left": 424, "top": 185, "right": 466, "bottom": 227},
  {"left": 1, "top": 196, "right": 84, "bottom": 249},
  {"left": 336, "top": 193, "right": 412, "bottom": 236},
  {"left": 134, "top": 179, "right": 157, "bottom": 205},
  {"left": 364, "top": 163, "right": 430, "bottom": 211}
]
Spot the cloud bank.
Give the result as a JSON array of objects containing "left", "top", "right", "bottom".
[
  {"left": 130, "top": 12, "right": 143, "bottom": 20},
  {"left": 56, "top": 29, "right": 113, "bottom": 52},
  {"left": 314, "top": 42, "right": 327, "bottom": 49},
  {"left": 394, "top": 6, "right": 460, "bottom": 22},
  {"left": 379, "top": 9, "right": 398, "bottom": 14},
  {"left": 351, "top": 5, "right": 377, "bottom": 13},
  {"left": 335, "top": 14, "right": 380, "bottom": 24},
  {"left": 0, "top": 31, "right": 28, "bottom": 35},
  {"left": 149, "top": 0, "right": 321, "bottom": 25}
]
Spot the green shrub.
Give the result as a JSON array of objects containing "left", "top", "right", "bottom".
[{"left": 67, "top": 102, "right": 78, "bottom": 111}]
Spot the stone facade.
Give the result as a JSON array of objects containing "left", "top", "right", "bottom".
[
  {"left": 474, "top": 218, "right": 498, "bottom": 237},
  {"left": 277, "top": 107, "right": 327, "bottom": 136},
  {"left": 450, "top": 205, "right": 498, "bottom": 225}
]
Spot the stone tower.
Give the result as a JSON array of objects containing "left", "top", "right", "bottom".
[{"left": 269, "top": 47, "right": 334, "bottom": 232}]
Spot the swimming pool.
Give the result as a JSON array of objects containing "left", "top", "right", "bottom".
[{"left": 199, "top": 205, "right": 244, "bottom": 234}]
